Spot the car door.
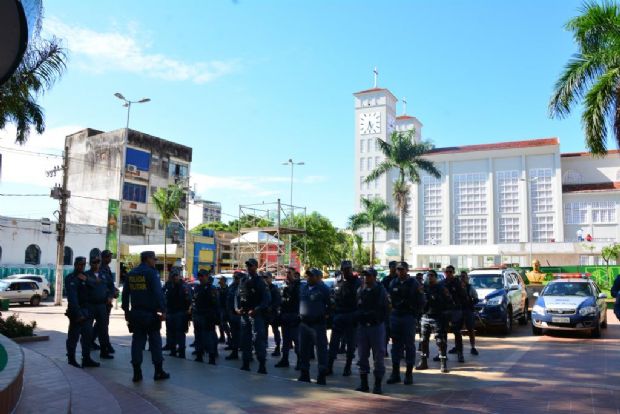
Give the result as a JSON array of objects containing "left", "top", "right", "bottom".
[
  {"left": 514, "top": 273, "right": 527, "bottom": 314},
  {"left": 505, "top": 273, "right": 519, "bottom": 315},
  {"left": 3, "top": 283, "right": 19, "bottom": 302},
  {"left": 592, "top": 283, "right": 606, "bottom": 322}
]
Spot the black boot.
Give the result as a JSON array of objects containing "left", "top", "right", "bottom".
[
  {"left": 195, "top": 353, "right": 204, "bottom": 362},
  {"left": 258, "top": 360, "right": 267, "bottom": 374},
  {"left": 271, "top": 345, "right": 281, "bottom": 357},
  {"left": 218, "top": 336, "right": 226, "bottom": 343},
  {"left": 82, "top": 357, "right": 100, "bottom": 368},
  {"left": 91, "top": 341, "right": 101, "bottom": 351},
  {"left": 457, "top": 351, "right": 465, "bottom": 363},
  {"left": 169, "top": 347, "right": 177, "bottom": 357},
  {"left": 404, "top": 364, "right": 413, "bottom": 385},
  {"left": 386, "top": 363, "right": 401, "bottom": 384},
  {"left": 208, "top": 354, "right": 216, "bottom": 365},
  {"left": 240, "top": 361, "right": 251, "bottom": 371},
  {"left": 177, "top": 348, "right": 186, "bottom": 359},
  {"left": 225, "top": 350, "right": 239, "bottom": 360},
  {"left": 67, "top": 355, "right": 81, "bottom": 368},
  {"left": 162, "top": 343, "right": 172, "bottom": 351},
  {"left": 355, "top": 374, "right": 369, "bottom": 392},
  {"left": 440, "top": 357, "right": 449, "bottom": 373},
  {"left": 154, "top": 363, "right": 170, "bottom": 381},
  {"left": 107, "top": 344, "right": 115, "bottom": 354},
  {"left": 326, "top": 357, "right": 334, "bottom": 376},
  {"left": 275, "top": 357, "right": 289, "bottom": 368},
  {"left": 316, "top": 371, "right": 327, "bottom": 385},
  {"left": 132, "top": 364, "right": 143, "bottom": 382},
  {"left": 343, "top": 359, "right": 352, "bottom": 377},
  {"left": 294, "top": 357, "right": 301, "bottom": 371},
  {"left": 100, "top": 352, "right": 114, "bottom": 359},
  {"left": 297, "top": 369, "right": 311, "bottom": 382},
  {"left": 372, "top": 374, "right": 383, "bottom": 394},
  {"left": 416, "top": 356, "right": 429, "bottom": 370}
]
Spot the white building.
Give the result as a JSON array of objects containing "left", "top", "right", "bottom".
[
  {"left": 188, "top": 198, "right": 222, "bottom": 230},
  {"left": 353, "top": 85, "right": 620, "bottom": 268},
  {"left": 0, "top": 215, "right": 105, "bottom": 267}
]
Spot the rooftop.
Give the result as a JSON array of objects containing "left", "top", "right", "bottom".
[
  {"left": 561, "top": 149, "right": 620, "bottom": 157},
  {"left": 428, "top": 137, "right": 559, "bottom": 155},
  {"left": 562, "top": 181, "right": 620, "bottom": 193}
]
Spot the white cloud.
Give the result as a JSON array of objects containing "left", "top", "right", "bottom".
[{"left": 45, "top": 18, "right": 239, "bottom": 84}]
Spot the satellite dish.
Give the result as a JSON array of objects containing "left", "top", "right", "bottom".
[{"left": 0, "top": 0, "right": 28, "bottom": 86}]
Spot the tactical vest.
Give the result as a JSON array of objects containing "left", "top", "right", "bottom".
[
  {"left": 334, "top": 278, "right": 359, "bottom": 313},
  {"left": 445, "top": 278, "right": 466, "bottom": 307},
  {"left": 424, "top": 283, "right": 451, "bottom": 316},
  {"left": 193, "top": 284, "right": 217, "bottom": 314},
  {"left": 237, "top": 276, "right": 260, "bottom": 310},
  {"left": 165, "top": 282, "right": 189, "bottom": 312},
  {"left": 358, "top": 285, "right": 382, "bottom": 325},
  {"left": 281, "top": 280, "right": 300, "bottom": 313},
  {"left": 390, "top": 278, "right": 416, "bottom": 314}
]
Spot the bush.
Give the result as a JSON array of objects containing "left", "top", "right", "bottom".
[{"left": 0, "top": 313, "right": 37, "bottom": 338}]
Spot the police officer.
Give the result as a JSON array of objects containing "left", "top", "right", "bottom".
[
  {"left": 235, "top": 258, "right": 271, "bottom": 374},
  {"left": 612, "top": 274, "right": 620, "bottom": 322},
  {"left": 225, "top": 271, "right": 243, "bottom": 360},
  {"left": 65, "top": 257, "right": 99, "bottom": 368},
  {"left": 298, "top": 268, "right": 331, "bottom": 385},
  {"left": 92, "top": 250, "right": 117, "bottom": 354},
  {"left": 386, "top": 261, "right": 425, "bottom": 385},
  {"left": 327, "top": 260, "right": 361, "bottom": 377},
  {"left": 121, "top": 251, "right": 170, "bottom": 382},
  {"left": 263, "top": 272, "right": 282, "bottom": 357},
  {"left": 356, "top": 268, "right": 389, "bottom": 394},
  {"left": 444, "top": 265, "right": 468, "bottom": 363},
  {"left": 164, "top": 267, "right": 191, "bottom": 358},
  {"left": 275, "top": 266, "right": 300, "bottom": 369},
  {"left": 193, "top": 269, "right": 220, "bottom": 364},
  {"left": 381, "top": 261, "right": 398, "bottom": 355},
  {"left": 417, "top": 269, "right": 453, "bottom": 373},
  {"left": 217, "top": 276, "right": 231, "bottom": 345},
  {"left": 86, "top": 254, "right": 114, "bottom": 360},
  {"left": 460, "top": 271, "right": 479, "bottom": 355}
]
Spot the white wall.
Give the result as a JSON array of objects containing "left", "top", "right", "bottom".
[{"left": 561, "top": 154, "right": 620, "bottom": 183}]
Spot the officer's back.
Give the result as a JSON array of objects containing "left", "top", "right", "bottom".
[
  {"left": 300, "top": 279, "right": 330, "bottom": 322},
  {"left": 122, "top": 261, "right": 164, "bottom": 313}
]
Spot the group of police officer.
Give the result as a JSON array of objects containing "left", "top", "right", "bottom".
[{"left": 67, "top": 250, "right": 480, "bottom": 392}]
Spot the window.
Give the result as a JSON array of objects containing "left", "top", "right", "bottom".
[
  {"left": 169, "top": 162, "right": 188, "bottom": 179},
  {"left": 25, "top": 244, "right": 41, "bottom": 265},
  {"left": 499, "top": 217, "right": 520, "bottom": 243},
  {"left": 360, "top": 158, "right": 364, "bottom": 171},
  {"left": 454, "top": 173, "right": 487, "bottom": 215},
  {"left": 375, "top": 156, "right": 380, "bottom": 170},
  {"left": 360, "top": 176, "right": 365, "bottom": 190},
  {"left": 424, "top": 218, "right": 442, "bottom": 245},
  {"left": 160, "top": 159, "right": 169, "bottom": 178},
  {"left": 367, "top": 157, "right": 372, "bottom": 171},
  {"left": 374, "top": 138, "right": 379, "bottom": 151},
  {"left": 564, "top": 202, "right": 588, "bottom": 224},
  {"left": 496, "top": 170, "right": 519, "bottom": 214},
  {"left": 532, "top": 215, "right": 554, "bottom": 242},
  {"left": 367, "top": 139, "right": 372, "bottom": 153},
  {"left": 591, "top": 201, "right": 616, "bottom": 223},
  {"left": 150, "top": 186, "right": 157, "bottom": 196},
  {"left": 125, "top": 147, "right": 151, "bottom": 171},
  {"left": 563, "top": 170, "right": 582, "bottom": 184},
  {"left": 530, "top": 168, "right": 553, "bottom": 213},
  {"left": 423, "top": 176, "right": 442, "bottom": 217},
  {"left": 123, "top": 182, "right": 147, "bottom": 203},
  {"left": 89, "top": 248, "right": 101, "bottom": 261},
  {"left": 454, "top": 218, "right": 487, "bottom": 245},
  {"left": 122, "top": 214, "right": 146, "bottom": 236},
  {"left": 360, "top": 139, "right": 365, "bottom": 153},
  {"left": 63, "top": 246, "right": 73, "bottom": 266}
]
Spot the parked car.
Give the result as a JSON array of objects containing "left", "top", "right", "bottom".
[
  {"left": 469, "top": 267, "right": 529, "bottom": 334},
  {"left": 5, "top": 274, "right": 51, "bottom": 299},
  {"left": 0, "top": 279, "right": 43, "bottom": 306},
  {"left": 531, "top": 276, "right": 607, "bottom": 338}
]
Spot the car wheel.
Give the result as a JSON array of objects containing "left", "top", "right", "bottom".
[
  {"left": 518, "top": 301, "right": 529, "bottom": 325},
  {"left": 18, "top": 302, "right": 24, "bottom": 306},
  {"left": 501, "top": 307, "right": 513, "bottom": 335},
  {"left": 591, "top": 321, "right": 601, "bottom": 338},
  {"left": 30, "top": 296, "right": 41, "bottom": 306},
  {"left": 532, "top": 324, "right": 542, "bottom": 336},
  {"left": 42, "top": 290, "right": 49, "bottom": 299}
]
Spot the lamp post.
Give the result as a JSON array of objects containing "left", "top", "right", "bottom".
[
  {"left": 113, "top": 93, "right": 150, "bottom": 288},
  {"left": 521, "top": 176, "right": 538, "bottom": 266},
  {"left": 282, "top": 159, "right": 304, "bottom": 265}
]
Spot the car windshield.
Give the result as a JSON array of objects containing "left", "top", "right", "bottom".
[
  {"left": 543, "top": 282, "right": 592, "bottom": 297},
  {"left": 469, "top": 275, "right": 503, "bottom": 290},
  {"left": 0, "top": 281, "right": 9, "bottom": 289}
]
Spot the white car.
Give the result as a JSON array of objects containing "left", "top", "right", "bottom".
[
  {"left": 5, "top": 274, "right": 51, "bottom": 299},
  {"left": 0, "top": 279, "right": 44, "bottom": 306}
]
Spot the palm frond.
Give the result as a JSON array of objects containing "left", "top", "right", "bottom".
[
  {"left": 365, "top": 160, "right": 393, "bottom": 183},
  {"left": 582, "top": 67, "right": 620, "bottom": 155}
]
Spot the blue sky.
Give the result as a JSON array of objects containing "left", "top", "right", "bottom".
[{"left": 0, "top": 0, "right": 595, "bottom": 227}]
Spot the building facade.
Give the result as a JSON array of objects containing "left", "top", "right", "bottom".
[
  {"left": 188, "top": 198, "right": 222, "bottom": 230},
  {"left": 65, "top": 128, "right": 192, "bottom": 263},
  {"left": 353, "top": 86, "right": 620, "bottom": 268}
]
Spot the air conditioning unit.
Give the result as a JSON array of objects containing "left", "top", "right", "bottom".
[{"left": 126, "top": 164, "right": 138, "bottom": 173}]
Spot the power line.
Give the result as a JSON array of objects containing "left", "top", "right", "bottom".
[{"left": 0, "top": 193, "right": 48, "bottom": 197}]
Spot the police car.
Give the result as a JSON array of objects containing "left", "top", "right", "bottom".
[{"left": 531, "top": 276, "right": 608, "bottom": 337}]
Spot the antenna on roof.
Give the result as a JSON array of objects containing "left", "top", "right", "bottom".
[{"left": 373, "top": 67, "right": 378, "bottom": 88}]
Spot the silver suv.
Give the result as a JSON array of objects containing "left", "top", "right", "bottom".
[
  {"left": 0, "top": 279, "right": 43, "bottom": 306},
  {"left": 5, "top": 274, "right": 51, "bottom": 299}
]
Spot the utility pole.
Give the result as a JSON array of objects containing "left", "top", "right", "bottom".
[{"left": 51, "top": 145, "right": 70, "bottom": 306}]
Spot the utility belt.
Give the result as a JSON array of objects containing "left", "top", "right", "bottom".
[
  {"left": 300, "top": 315, "right": 325, "bottom": 325},
  {"left": 88, "top": 299, "right": 108, "bottom": 306}
]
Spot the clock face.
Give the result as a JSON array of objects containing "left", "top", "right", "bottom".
[{"left": 359, "top": 112, "right": 381, "bottom": 135}]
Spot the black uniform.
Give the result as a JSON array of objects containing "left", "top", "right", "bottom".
[
  {"left": 444, "top": 277, "right": 468, "bottom": 355},
  {"left": 192, "top": 281, "right": 220, "bottom": 361},
  {"left": 356, "top": 283, "right": 389, "bottom": 377},
  {"left": 164, "top": 280, "right": 191, "bottom": 356},
  {"left": 419, "top": 281, "right": 454, "bottom": 370},
  {"left": 277, "top": 279, "right": 300, "bottom": 366},
  {"left": 217, "top": 283, "right": 231, "bottom": 343},
  {"left": 328, "top": 276, "right": 362, "bottom": 370},
  {"left": 380, "top": 272, "right": 397, "bottom": 352},
  {"left": 266, "top": 283, "right": 282, "bottom": 353},
  {"left": 388, "top": 277, "right": 425, "bottom": 368},
  {"left": 235, "top": 274, "right": 270, "bottom": 366},
  {"left": 65, "top": 270, "right": 94, "bottom": 364}
]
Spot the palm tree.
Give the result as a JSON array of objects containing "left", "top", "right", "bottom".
[
  {"left": 348, "top": 197, "right": 399, "bottom": 265},
  {"left": 549, "top": 2, "right": 620, "bottom": 155},
  {"left": 365, "top": 129, "right": 440, "bottom": 261},
  {"left": 0, "top": 0, "right": 67, "bottom": 144},
  {"left": 151, "top": 185, "right": 184, "bottom": 280}
]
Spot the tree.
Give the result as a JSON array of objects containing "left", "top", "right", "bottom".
[
  {"left": 348, "top": 197, "right": 398, "bottom": 265},
  {"left": 227, "top": 215, "right": 274, "bottom": 233},
  {"left": 365, "top": 130, "right": 440, "bottom": 261},
  {"left": 282, "top": 212, "right": 341, "bottom": 268},
  {"left": 151, "top": 185, "right": 184, "bottom": 280},
  {"left": 191, "top": 221, "right": 233, "bottom": 234},
  {"left": 0, "top": 2, "right": 67, "bottom": 144},
  {"left": 549, "top": 2, "right": 620, "bottom": 155},
  {"left": 601, "top": 243, "right": 620, "bottom": 287}
]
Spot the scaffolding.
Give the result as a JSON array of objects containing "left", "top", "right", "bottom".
[{"left": 234, "top": 199, "right": 306, "bottom": 278}]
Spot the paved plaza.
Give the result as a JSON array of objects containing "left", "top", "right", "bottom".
[{"left": 8, "top": 303, "right": 620, "bottom": 414}]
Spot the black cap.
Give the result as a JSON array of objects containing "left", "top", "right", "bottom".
[
  {"left": 306, "top": 268, "right": 322, "bottom": 278},
  {"left": 340, "top": 260, "right": 352, "bottom": 270},
  {"left": 90, "top": 254, "right": 101, "bottom": 263},
  {"left": 396, "top": 261, "right": 409, "bottom": 270},
  {"left": 101, "top": 250, "right": 113, "bottom": 258},
  {"left": 170, "top": 267, "right": 182, "bottom": 277},
  {"left": 262, "top": 271, "right": 273, "bottom": 278},
  {"left": 74, "top": 256, "right": 86, "bottom": 265},
  {"left": 245, "top": 258, "right": 258, "bottom": 267},
  {"left": 361, "top": 268, "right": 377, "bottom": 277},
  {"left": 141, "top": 251, "right": 156, "bottom": 262},
  {"left": 388, "top": 261, "right": 397, "bottom": 268},
  {"left": 198, "top": 269, "right": 210, "bottom": 278}
]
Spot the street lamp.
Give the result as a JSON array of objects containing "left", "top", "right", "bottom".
[
  {"left": 113, "top": 92, "right": 150, "bottom": 288},
  {"left": 282, "top": 159, "right": 304, "bottom": 266},
  {"left": 521, "top": 176, "right": 538, "bottom": 266}
]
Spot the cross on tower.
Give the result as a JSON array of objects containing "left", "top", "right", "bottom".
[
  {"left": 402, "top": 97, "right": 407, "bottom": 114},
  {"left": 373, "top": 67, "right": 378, "bottom": 88}
]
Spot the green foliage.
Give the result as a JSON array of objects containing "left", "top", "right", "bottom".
[
  {"left": 227, "top": 215, "right": 274, "bottom": 233},
  {"left": 151, "top": 185, "right": 184, "bottom": 279},
  {"left": 549, "top": 1, "right": 620, "bottom": 155},
  {"left": 191, "top": 221, "right": 234, "bottom": 234},
  {"left": 283, "top": 212, "right": 341, "bottom": 267},
  {"left": 544, "top": 272, "right": 554, "bottom": 282},
  {"left": 0, "top": 314, "right": 37, "bottom": 338},
  {"left": 0, "top": 2, "right": 67, "bottom": 144},
  {"left": 348, "top": 197, "right": 398, "bottom": 265},
  {"left": 365, "top": 129, "right": 440, "bottom": 260},
  {"left": 120, "top": 253, "right": 141, "bottom": 270}
]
